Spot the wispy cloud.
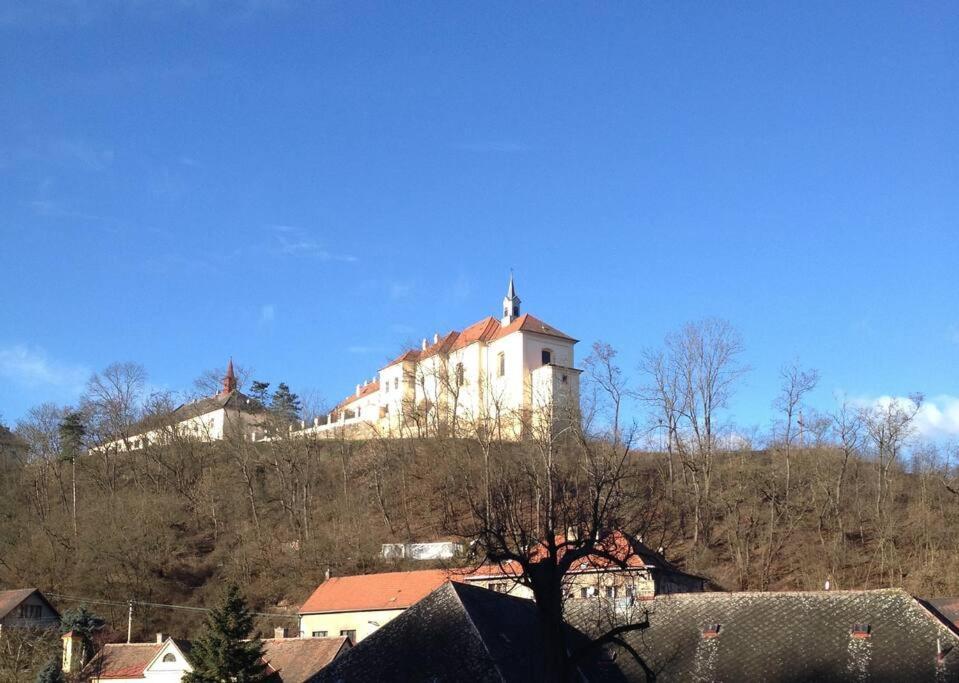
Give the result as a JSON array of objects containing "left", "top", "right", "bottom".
[
  {"left": 259, "top": 304, "right": 276, "bottom": 324},
  {"left": 455, "top": 141, "right": 531, "bottom": 153},
  {"left": 266, "top": 225, "right": 358, "bottom": 262},
  {"left": 0, "top": 345, "right": 87, "bottom": 392},
  {"left": 389, "top": 282, "right": 413, "bottom": 300},
  {"left": 347, "top": 345, "right": 385, "bottom": 355},
  {"left": 948, "top": 324, "right": 959, "bottom": 345}
]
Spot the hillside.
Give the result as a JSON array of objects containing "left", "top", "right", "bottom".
[{"left": 2, "top": 435, "right": 958, "bottom": 641}]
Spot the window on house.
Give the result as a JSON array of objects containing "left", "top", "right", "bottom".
[
  {"left": 394, "top": 378, "right": 399, "bottom": 390},
  {"left": 488, "top": 582, "right": 509, "bottom": 593},
  {"left": 455, "top": 363, "right": 465, "bottom": 386},
  {"left": 340, "top": 629, "right": 356, "bottom": 642},
  {"left": 162, "top": 653, "right": 177, "bottom": 663},
  {"left": 580, "top": 587, "right": 590, "bottom": 599},
  {"left": 605, "top": 586, "right": 618, "bottom": 599},
  {"left": 384, "top": 382, "right": 389, "bottom": 393},
  {"left": 497, "top": 352, "right": 505, "bottom": 377},
  {"left": 312, "top": 631, "right": 327, "bottom": 637},
  {"left": 19, "top": 604, "right": 41, "bottom": 619},
  {"left": 541, "top": 349, "right": 552, "bottom": 365}
]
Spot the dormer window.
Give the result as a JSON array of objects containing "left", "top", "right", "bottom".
[{"left": 541, "top": 349, "right": 552, "bottom": 366}]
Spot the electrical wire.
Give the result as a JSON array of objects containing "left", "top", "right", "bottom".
[{"left": 46, "top": 592, "right": 297, "bottom": 619}]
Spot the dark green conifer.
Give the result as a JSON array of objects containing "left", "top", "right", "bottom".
[{"left": 184, "top": 584, "right": 265, "bottom": 683}]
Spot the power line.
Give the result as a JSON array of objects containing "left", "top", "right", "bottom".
[{"left": 46, "top": 593, "right": 297, "bottom": 619}]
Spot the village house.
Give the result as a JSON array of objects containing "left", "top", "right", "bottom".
[
  {"left": 64, "top": 629, "right": 350, "bottom": 683},
  {"left": 286, "top": 275, "right": 581, "bottom": 441},
  {"left": 299, "top": 533, "right": 705, "bottom": 644},
  {"left": 467, "top": 531, "right": 707, "bottom": 603},
  {"left": 95, "top": 360, "right": 267, "bottom": 452},
  {"left": 298, "top": 569, "right": 451, "bottom": 644},
  {"left": 319, "top": 583, "right": 959, "bottom": 682},
  {"left": 0, "top": 588, "right": 59, "bottom": 635}
]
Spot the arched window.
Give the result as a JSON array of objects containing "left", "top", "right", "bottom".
[
  {"left": 162, "top": 653, "right": 176, "bottom": 663},
  {"left": 541, "top": 348, "right": 552, "bottom": 366}
]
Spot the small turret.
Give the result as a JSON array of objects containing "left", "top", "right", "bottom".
[
  {"left": 61, "top": 630, "right": 84, "bottom": 674},
  {"left": 220, "top": 358, "right": 237, "bottom": 396},
  {"left": 501, "top": 272, "right": 521, "bottom": 326}
]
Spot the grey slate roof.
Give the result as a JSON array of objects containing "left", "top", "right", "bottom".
[
  {"left": 316, "top": 582, "right": 604, "bottom": 683},
  {"left": 169, "top": 390, "right": 263, "bottom": 421},
  {"left": 580, "top": 588, "right": 959, "bottom": 682}
]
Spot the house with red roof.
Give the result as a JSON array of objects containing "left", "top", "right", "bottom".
[
  {"left": 298, "top": 533, "right": 706, "bottom": 644},
  {"left": 64, "top": 630, "right": 349, "bottom": 683},
  {"left": 298, "top": 569, "right": 455, "bottom": 644},
  {"left": 291, "top": 275, "right": 581, "bottom": 441}
]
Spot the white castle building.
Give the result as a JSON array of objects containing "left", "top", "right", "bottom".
[
  {"left": 288, "top": 276, "right": 581, "bottom": 441},
  {"left": 94, "top": 360, "right": 267, "bottom": 452}
]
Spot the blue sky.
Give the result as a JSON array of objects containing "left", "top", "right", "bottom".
[{"left": 1, "top": 1, "right": 957, "bottom": 439}]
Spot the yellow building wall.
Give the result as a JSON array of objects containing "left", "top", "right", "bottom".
[{"left": 299, "top": 608, "right": 404, "bottom": 643}]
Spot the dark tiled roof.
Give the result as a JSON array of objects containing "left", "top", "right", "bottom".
[
  {"left": 928, "top": 597, "right": 959, "bottom": 627},
  {"left": 0, "top": 588, "right": 58, "bottom": 621},
  {"left": 317, "top": 582, "right": 601, "bottom": 682},
  {"left": 262, "top": 637, "right": 350, "bottom": 682},
  {"left": 170, "top": 390, "right": 263, "bottom": 421},
  {"left": 579, "top": 588, "right": 959, "bottom": 682},
  {"left": 0, "top": 588, "right": 37, "bottom": 620}
]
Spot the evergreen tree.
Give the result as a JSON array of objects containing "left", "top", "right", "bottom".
[
  {"left": 249, "top": 381, "right": 271, "bottom": 409},
  {"left": 184, "top": 584, "right": 265, "bottom": 683},
  {"left": 270, "top": 383, "right": 301, "bottom": 422},
  {"left": 60, "top": 606, "right": 104, "bottom": 665},
  {"left": 58, "top": 412, "right": 85, "bottom": 537},
  {"left": 35, "top": 656, "right": 65, "bottom": 683}
]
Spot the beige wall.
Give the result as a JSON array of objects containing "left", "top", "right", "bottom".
[{"left": 299, "top": 609, "right": 404, "bottom": 643}]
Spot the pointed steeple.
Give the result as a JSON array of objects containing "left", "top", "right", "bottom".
[
  {"left": 221, "top": 358, "right": 237, "bottom": 396},
  {"left": 501, "top": 272, "right": 521, "bottom": 326}
]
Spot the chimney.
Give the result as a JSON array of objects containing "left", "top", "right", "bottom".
[
  {"left": 274, "top": 627, "right": 287, "bottom": 640},
  {"left": 313, "top": 417, "right": 320, "bottom": 427},
  {"left": 433, "top": 332, "right": 439, "bottom": 344},
  {"left": 356, "top": 384, "right": 361, "bottom": 396},
  {"left": 421, "top": 338, "right": 428, "bottom": 351},
  {"left": 701, "top": 624, "right": 721, "bottom": 639},
  {"left": 324, "top": 565, "right": 331, "bottom": 580},
  {"left": 156, "top": 633, "right": 164, "bottom": 644},
  {"left": 61, "top": 631, "right": 84, "bottom": 674}
]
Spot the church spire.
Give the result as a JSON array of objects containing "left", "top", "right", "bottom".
[
  {"left": 221, "top": 358, "right": 237, "bottom": 396},
  {"left": 501, "top": 272, "right": 521, "bottom": 326}
]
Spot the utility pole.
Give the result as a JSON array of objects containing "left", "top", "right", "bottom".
[{"left": 127, "top": 600, "right": 133, "bottom": 643}]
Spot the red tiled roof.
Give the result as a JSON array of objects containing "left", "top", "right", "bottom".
[
  {"left": 299, "top": 570, "right": 455, "bottom": 614},
  {"left": 465, "top": 531, "right": 658, "bottom": 580},
  {"left": 87, "top": 643, "right": 163, "bottom": 679},
  {"left": 262, "top": 636, "right": 350, "bottom": 681},
  {"left": 381, "top": 313, "right": 576, "bottom": 371},
  {"left": 336, "top": 381, "right": 380, "bottom": 410}
]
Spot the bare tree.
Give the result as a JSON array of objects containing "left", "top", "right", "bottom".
[
  {"left": 450, "top": 402, "right": 656, "bottom": 681},
  {"left": 583, "top": 341, "right": 629, "bottom": 446},
  {"left": 640, "top": 318, "right": 747, "bottom": 547}
]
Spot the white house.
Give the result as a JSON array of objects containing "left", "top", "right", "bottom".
[
  {"left": 95, "top": 360, "right": 267, "bottom": 452},
  {"left": 291, "top": 276, "right": 581, "bottom": 441}
]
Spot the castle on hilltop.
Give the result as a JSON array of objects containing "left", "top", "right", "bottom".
[
  {"left": 96, "top": 276, "right": 580, "bottom": 451},
  {"left": 279, "top": 274, "right": 581, "bottom": 441}
]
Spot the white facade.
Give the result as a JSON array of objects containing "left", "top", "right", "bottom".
[{"left": 292, "top": 278, "right": 581, "bottom": 441}]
